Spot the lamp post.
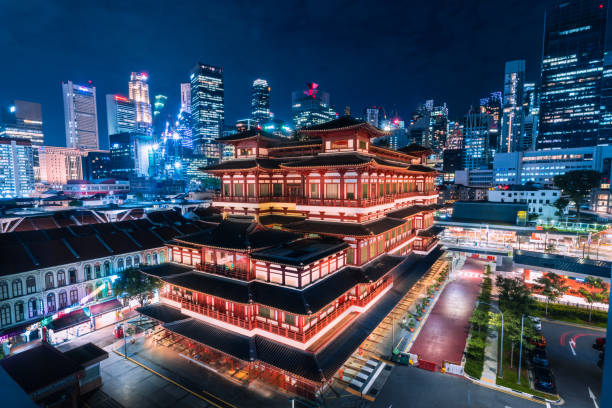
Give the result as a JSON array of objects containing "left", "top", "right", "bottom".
[
  {"left": 122, "top": 323, "right": 127, "bottom": 358},
  {"left": 477, "top": 301, "right": 504, "bottom": 378},
  {"left": 518, "top": 315, "right": 525, "bottom": 384}
]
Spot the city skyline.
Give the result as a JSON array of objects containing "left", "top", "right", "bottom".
[{"left": 1, "top": 1, "right": 552, "bottom": 148}]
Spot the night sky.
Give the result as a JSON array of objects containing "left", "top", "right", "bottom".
[{"left": 1, "top": 0, "right": 553, "bottom": 149}]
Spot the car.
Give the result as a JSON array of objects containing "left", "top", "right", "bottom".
[
  {"left": 529, "top": 349, "right": 549, "bottom": 367},
  {"left": 528, "top": 335, "right": 547, "bottom": 348},
  {"left": 593, "top": 337, "right": 606, "bottom": 351},
  {"left": 533, "top": 367, "right": 556, "bottom": 393},
  {"left": 529, "top": 316, "right": 542, "bottom": 332}
]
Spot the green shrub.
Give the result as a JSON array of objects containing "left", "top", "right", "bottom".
[{"left": 531, "top": 301, "right": 608, "bottom": 327}]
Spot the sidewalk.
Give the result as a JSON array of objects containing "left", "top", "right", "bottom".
[{"left": 481, "top": 323, "right": 498, "bottom": 384}]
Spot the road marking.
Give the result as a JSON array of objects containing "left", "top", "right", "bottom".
[
  {"left": 588, "top": 386, "right": 599, "bottom": 408},
  {"left": 559, "top": 331, "right": 571, "bottom": 346},
  {"left": 569, "top": 339, "right": 576, "bottom": 356},
  {"left": 546, "top": 403, "right": 551, "bottom": 408}
]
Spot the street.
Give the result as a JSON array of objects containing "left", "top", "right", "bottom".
[
  {"left": 541, "top": 320, "right": 604, "bottom": 408},
  {"left": 371, "top": 365, "right": 542, "bottom": 408}
]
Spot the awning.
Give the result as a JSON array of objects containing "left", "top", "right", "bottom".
[
  {"left": 89, "top": 298, "right": 122, "bottom": 316},
  {"left": 0, "top": 321, "right": 38, "bottom": 341},
  {"left": 51, "top": 310, "right": 89, "bottom": 332}
]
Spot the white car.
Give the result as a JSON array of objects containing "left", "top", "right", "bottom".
[{"left": 529, "top": 316, "right": 542, "bottom": 332}]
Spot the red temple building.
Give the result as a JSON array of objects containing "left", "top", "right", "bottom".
[{"left": 137, "top": 116, "right": 441, "bottom": 400}]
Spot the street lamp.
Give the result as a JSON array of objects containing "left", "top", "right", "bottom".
[
  {"left": 518, "top": 315, "right": 524, "bottom": 384},
  {"left": 477, "top": 301, "right": 503, "bottom": 378}
]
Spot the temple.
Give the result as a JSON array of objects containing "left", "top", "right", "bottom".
[{"left": 137, "top": 116, "right": 440, "bottom": 399}]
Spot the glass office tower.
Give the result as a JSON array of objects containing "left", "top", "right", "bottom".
[
  {"left": 189, "top": 63, "right": 224, "bottom": 160},
  {"left": 251, "top": 79, "right": 271, "bottom": 124},
  {"left": 538, "top": 0, "right": 609, "bottom": 149}
]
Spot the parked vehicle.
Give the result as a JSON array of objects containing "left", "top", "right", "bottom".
[
  {"left": 529, "top": 349, "right": 549, "bottom": 368},
  {"left": 533, "top": 367, "right": 556, "bottom": 393},
  {"left": 528, "top": 335, "right": 547, "bottom": 348},
  {"left": 593, "top": 337, "right": 606, "bottom": 351},
  {"left": 529, "top": 316, "right": 542, "bottom": 332}
]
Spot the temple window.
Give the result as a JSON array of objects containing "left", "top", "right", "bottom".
[
  {"left": 223, "top": 183, "right": 230, "bottom": 196},
  {"left": 260, "top": 183, "right": 270, "bottom": 196},
  {"left": 259, "top": 306, "right": 272, "bottom": 319},
  {"left": 247, "top": 183, "right": 255, "bottom": 197},
  {"left": 346, "top": 184, "right": 355, "bottom": 200},
  {"left": 385, "top": 183, "right": 391, "bottom": 195},
  {"left": 310, "top": 183, "right": 319, "bottom": 198},
  {"left": 234, "top": 183, "right": 244, "bottom": 197},
  {"left": 392, "top": 183, "right": 397, "bottom": 194},
  {"left": 347, "top": 248, "right": 355, "bottom": 264},
  {"left": 361, "top": 184, "right": 368, "bottom": 199},
  {"left": 325, "top": 184, "right": 338, "bottom": 199},
  {"left": 272, "top": 183, "right": 283, "bottom": 197},
  {"left": 284, "top": 313, "right": 296, "bottom": 326},
  {"left": 330, "top": 140, "right": 348, "bottom": 150},
  {"left": 359, "top": 140, "right": 367, "bottom": 150}
]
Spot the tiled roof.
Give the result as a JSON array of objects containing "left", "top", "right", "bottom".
[
  {"left": 202, "top": 158, "right": 281, "bottom": 171},
  {"left": 280, "top": 152, "right": 407, "bottom": 169},
  {"left": 217, "top": 129, "right": 282, "bottom": 142},
  {"left": 250, "top": 237, "right": 348, "bottom": 266},
  {"left": 162, "top": 254, "right": 401, "bottom": 314},
  {"left": 299, "top": 115, "right": 388, "bottom": 137},
  {"left": 136, "top": 303, "right": 190, "bottom": 323},
  {"left": 174, "top": 220, "right": 300, "bottom": 250},
  {"left": 163, "top": 318, "right": 254, "bottom": 362},
  {"left": 397, "top": 143, "right": 434, "bottom": 155},
  {"left": 417, "top": 225, "right": 444, "bottom": 238},
  {"left": 386, "top": 204, "right": 442, "bottom": 219},
  {"left": 62, "top": 343, "right": 108, "bottom": 367},
  {"left": 0, "top": 343, "right": 83, "bottom": 394},
  {"left": 140, "top": 263, "right": 193, "bottom": 278},
  {"left": 285, "top": 217, "right": 406, "bottom": 237},
  {"left": 258, "top": 215, "right": 306, "bottom": 226}
]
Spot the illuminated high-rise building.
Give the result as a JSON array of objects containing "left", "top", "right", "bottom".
[
  {"left": 463, "top": 112, "right": 493, "bottom": 170},
  {"left": 520, "top": 82, "right": 540, "bottom": 151},
  {"left": 479, "top": 92, "right": 502, "bottom": 151},
  {"left": 129, "top": 72, "right": 153, "bottom": 133},
  {"left": 153, "top": 94, "right": 169, "bottom": 135},
  {"left": 1, "top": 100, "right": 44, "bottom": 169},
  {"left": 539, "top": 0, "right": 609, "bottom": 149},
  {"left": 446, "top": 121, "right": 464, "bottom": 149},
  {"left": 291, "top": 82, "right": 337, "bottom": 129},
  {"left": 500, "top": 60, "right": 526, "bottom": 153},
  {"left": 106, "top": 94, "right": 137, "bottom": 135},
  {"left": 251, "top": 79, "right": 271, "bottom": 123},
  {"left": 180, "top": 83, "right": 191, "bottom": 114},
  {"left": 0, "top": 138, "right": 34, "bottom": 197},
  {"left": 364, "top": 106, "right": 383, "bottom": 128},
  {"left": 429, "top": 103, "right": 448, "bottom": 151},
  {"left": 62, "top": 81, "right": 99, "bottom": 149},
  {"left": 190, "top": 63, "right": 224, "bottom": 160}
]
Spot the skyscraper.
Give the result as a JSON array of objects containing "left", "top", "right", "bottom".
[
  {"left": 538, "top": 0, "right": 609, "bottom": 149},
  {"left": 463, "top": 112, "right": 493, "bottom": 170},
  {"left": 364, "top": 106, "right": 382, "bottom": 128},
  {"left": 62, "top": 81, "right": 99, "bottom": 150},
  {"left": 153, "top": 94, "right": 169, "bottom": 135},
  {"left": 106, "top": 94, "right": 137, "bottom": 135},
  {"left": 500, "top": 60, "right": 526, "bottom": 153},
  {"left": 0, "top": 100, "right": 44, "bottom": 169},
  {"left": 129, "top": 72, "right": 153, "bottom": 133},
  {"left": 479, "top": 92, "right": 502, "bottom": 151},
  {"left": 520, "top": 82, "right": 540, "bottom": 151},
  {"left": 251, "top": 79, "right": 271, "bottom": 123},
  {"left": 0, "top": 138, "right": 34, "bottom": 197},
  {"left": 180, "top": 83, "right": 191, "bottom": 114},
  {"left": 190, "top": 63, "right": 224, "bottom": 159},
  {"left": 291, "top": 83, "right": 337, "bottom": 129},
  {"left": 429, "top": 103, "right": 449, "bottom": 151}
]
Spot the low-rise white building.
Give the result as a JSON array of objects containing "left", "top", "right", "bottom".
[{"left": 488, "top": 188, "right": 562, "bottom": 219}]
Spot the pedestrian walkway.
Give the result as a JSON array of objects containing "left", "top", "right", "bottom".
[
  {"left": 409, "top": 259, "right": 484, "bottom": 370},
  {"left": 481, "top": 323, "right": 498, "bottom": 384}
]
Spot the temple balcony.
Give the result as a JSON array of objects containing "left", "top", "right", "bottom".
[
  {"left": 295, "top": 191, "right": 434, "bottom": 208},
  {"left": 194, "top": 262, "right": 252, "bottom": 281},
  {"left": 213, "top": 195, "right": 295, "bottom": 203}
]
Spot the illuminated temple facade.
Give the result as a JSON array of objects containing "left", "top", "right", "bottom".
[{"left": 138, "top": 116, "right": 440, "bottom": 399}]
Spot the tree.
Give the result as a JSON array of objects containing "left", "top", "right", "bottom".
[
  {"left": 553, "top": 170, "right": 601, "bottom": 221},
  {"left": 469, "top": 307, "right": 490, "bottom": 333},
  {"left": 552, "top": 197, "right": 569, "bottom": 219},
  {"left": 536, "top": 273, "right": 569, "bottom": 315},
  {"left": 496, "top": 276, "right": 534, "bottom": 316},
  {"left": 112, "top": 267, "right": 163, "bottom": 306},
  {"left": 580, "top": 287, "right": 607, "bottom": 322}
]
